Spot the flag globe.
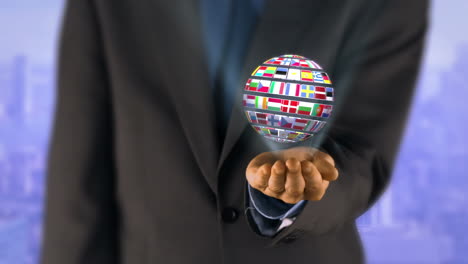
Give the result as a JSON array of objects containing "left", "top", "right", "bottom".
[{"left": 242, "top": 54, "right": 335, "bottom": 143}]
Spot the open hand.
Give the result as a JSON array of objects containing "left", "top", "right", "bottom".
[{"left": 246, "top": 146, "right": 338, "bottom": 204}]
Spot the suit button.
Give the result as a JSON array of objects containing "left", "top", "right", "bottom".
[{"left": 221, "top": 207, "right": 238, "bottom": 223}]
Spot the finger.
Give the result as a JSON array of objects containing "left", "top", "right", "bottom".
[
  {"left": 301, "top": 161, "right": 323, "bottom": 200},
  {"left": 266, "top": 160, "right": 287, "bottom": 196},
  {"left": 249, "top": 163, "right": 272, "bottom": 191},
  {"left": 315, "top": 151, "right": 335, "bottom": 167},
  {"left": 282, "top": 158, "right": 305, "bottom": 204},
  {"left": 302, "top": 161, "right": 330, "bottom": 201},
  {"left": 313, "top": 155, "right": 339, "bottom": 181}
]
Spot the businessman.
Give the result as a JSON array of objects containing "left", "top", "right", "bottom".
[{"left": 40, "top": 0, "right": 428, "bottom": 263}]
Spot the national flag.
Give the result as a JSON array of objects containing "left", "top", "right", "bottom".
[
  {"left": 285, "top": 83, "right": 300, "bottom": 97},
  {"left": 287, "top": 132, "right": 299, "bottom": 139},
  {"left": 315, "top": 120, "right": 323, "bottom": 131},
  {"left": 246, "top": 79, "right": 271, "bottom": 92},
  {"left": 252, "top": 66, "right": 264, "bottom": 76},
  {"left": 305, "top": 120, "right": 319, "bottom": 131},
  {"left": 281, "top": 54, "right": 305, "bottom": 58},
  {"left": 326, "top": 87, "right": 334, "bottom": 100},
  {"left": 274, "top": 67, "right": 288, "bottom": 79},
  {"left": 314, "top": 86, "right": 327, "bottom": 100},
  {"left": 322, "top": 72, "right": 332, "bottom": 84},
  {"left": 244, "top": 79, "right": 254, "bottom": 91},
  {"left": 269, "top": 81, "right": 285, "bottom": 95},
  {"left": 256, "top": 113, "right": 268, "bottom": 124},
  {"left": 263, "top": 67, "right": 277, "bottom": 77},
  {"left": 286, "top": 69, "right": 301, "bottom": 80},
  {"left": 253, "top": 66, "right": 276, "bottom": 77},
  {"left": 300, "top": 84, "right": 315, "bottom": 98},
  {"left": 281, "top": 100, "right": 299, "bottom": 113},
  {"left": 299, "top": 60, "right": 311, "bottom": 67},
  {"left": 256, "top": 80, "right": 271, "bottom": 92},
  {"left": 321, "top": 105, "right": 333, "bottom": 118},
  {"left": 278, "top": 130, "right": 289, "bottom": 138},
  {"left": 280, "top": 116, "right": 294, "bottom": 128},
  {"left": 290, "top": 59, "right": 301, "bottom": 67},
  {"left": 243, "top": 94, "right": 255, "bottom": 107},
  {"left": 317, "top": 121, "right": 326, "bottom": 131},
  {"left": 311, "top": 103, "right": 324, "bottom": 117},
  {"left": 293, "top": 118, "right": 309, "bottom": 130},
  {"left": 267, "top": 114, "right": 281, "bottom": 126},
  {"left": 270, "top": 128, "right": 279, "bottom": 136},
  {"left": 246, "top": 111, "right": 258, "bottom": 123},
  {"left": 254, "top": 96, "right": 268, "bottom": 109},
  {"left": 264, "top": 57, "right": 291, "bottom": 65},
  {"left": 290, "top": 59, "right": 311, "bottom": 68},
  {"left": 261, "top": 127, "right": 270, "bottom": 134},
  {"left": 312, "top": 71, "right": 324, "bottom": 83},
  {"left": 301, "top": 70, "right": 313, "bottom": 81},
  {"left": 297, "top": 101, "right": 314, "bottom": 115},
  {"left": 307, "top": 60, "right": 322, "bottom": 69},
  {"left": 308, "top": 121, "right": 325, "bottom": 132},
  {"left": 267, "top": 97, "right": 282, "bottom": 111}
]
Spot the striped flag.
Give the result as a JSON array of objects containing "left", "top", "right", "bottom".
[
  {"left": 305, "top": 120, "right": 319, "bottom": 131},
  {"left": 314, "top": 86, "right": 327, "bottom": 100},
  {"left": 312, "top": 71, "right": 324, "bottom": 83},
  {"left": 293, "top": 118, "right": 309, "bottom": 130},
  {"left": 256, "top": 113, "right": 268, "bottom": 124},
  {"left": 312, "top": 71, "right": 332, "bottom": 84},
  {"left": 274, "top": 67, "right": 288, "bottom": 79},
  {"left": 270, "top": 81, "right": 285, "bottom": 95},
  {"left": 247, "top": 111, "right": 258, "bottom": 123},
  {"left": 307, "top": 60, "right": 322, "bottom": 69},
  {"left": 243, "top": 94, "right": 255, "bottom": 108},
  {"left": 326, "top": 87, "right": 334, "bottom": 100},
  {"left": 254, "top": 96, "right": 268, "bottom": 109},
  {"left": 297, "top": 101, "right": 314, "bottom": 115},
  {"left": 285, "top": 83, "right": 300, "bottom": 97},
  {"left": 322, "top": 72, "right": 332, "bottom": 84},
  {"left": 267, "top": 97, "right": 282, "bottom": 111},
  {"left": 301, "top": 70, "right": 313, "bottom": 81}
]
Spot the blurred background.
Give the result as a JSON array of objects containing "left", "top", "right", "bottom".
[{"left": 0, "top": 0, "right": 467, "bottom": 263}]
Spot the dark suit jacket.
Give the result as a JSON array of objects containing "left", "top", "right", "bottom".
[{"left": 40, "top": 0, "right": 428, "bottom": 263}]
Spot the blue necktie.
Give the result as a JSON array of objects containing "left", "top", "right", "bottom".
[{"left": 200, "top": 0, "right": 265, "bottom": 152}]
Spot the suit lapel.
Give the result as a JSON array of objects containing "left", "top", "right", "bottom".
[
  {"left": 150, "top": 0, "right": 317, "bottom": 194},
  {"left": 216, "top": 0, "right": 316, "bottom": 175},
  {"left": 148, "top": 1, "right": 220, "bottom": 193}
]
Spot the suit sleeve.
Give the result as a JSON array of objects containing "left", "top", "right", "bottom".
[
  {"left": 253, "top": 0, "right": 429, "bottom": 244},
  {"left": 246, "top": 181, "right": 307, "bottom": 236},
  {"left": 40, "top": 0, "right": 120, "bottom": 263}
]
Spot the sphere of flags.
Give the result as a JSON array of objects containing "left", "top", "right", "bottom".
[{"left": 242, "top": 54, "right": 335, "bottom": 143}]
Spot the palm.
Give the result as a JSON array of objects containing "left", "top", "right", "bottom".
[{"left": 246, "top": 147, "right": 338, "bottom": 204}]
